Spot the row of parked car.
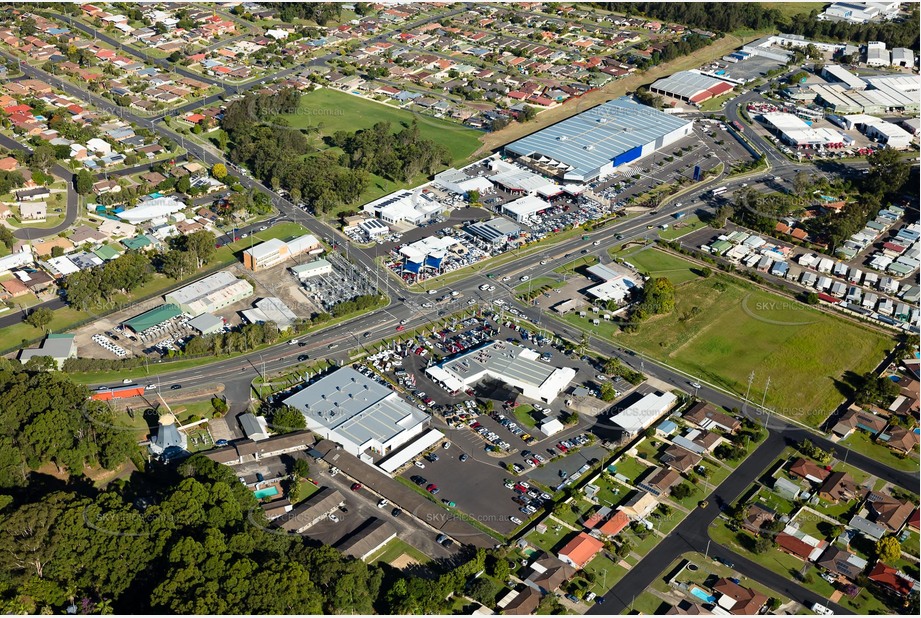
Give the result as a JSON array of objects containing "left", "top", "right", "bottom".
[{"left": 468, "top": 419, "right": 511, "bottom": 451}]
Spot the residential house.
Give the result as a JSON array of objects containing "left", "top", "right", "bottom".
[
  {"left": 638, "top": 467, "right": 681, "bottom": 497},
  {"left": 683, "top": 402, "right": 740, "bottom": 433},
  {"left": 789, "top": 458, "right": 830, "bottom": 484},
  {"left": 524, "top": 554, "right": 576, "bottom": 594},
  {"left": 879, "top": 426, "right": 919, "bottom": 454},
  {"left": 617, "top": 490, "right": 658, "bottom": 519},
  {"left": 557, "top": 532, "right": 604, "bottom": 569},
  {"left": 831, "top": 407, "right": 888, "bottom": 438},
  {"left": 868, "top": 562, "right": 917, "bottom": 597},
  {"left": 776, "top": 531, "right": 825, "bottom": 562},
  {"left": 660, "top": 444, "right": 701, "bottom": 473},
  {"left": 502, "top": 587, "right": 541, "bottom": 615},
  {"left": 867, "top": 493, "right": 914, "bottom": 532},
  {"left": 849, "top": 515, "right": 888, "bottom": 541},
  {"left": 711, "top": 578, "right": 768, "bottom": 615},
  {"left": 816, "top": 546, "right": 867, "bottom": 582},
  {"left": 742, "top": 503, "right": 776, "bottom": 535},
  {"left": 583, "top": 506, "right": 631, "bottom": 537},
  {"left": 818, "top": 471, "right": 860, "bottom": 504},
  {"left": 666, "top": 601, "right": 712, "bottom": 614}
]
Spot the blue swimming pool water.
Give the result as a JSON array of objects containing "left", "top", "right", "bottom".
[
  {"left": 690, "top": 586, "right": 716, "bottom": 604},
  {"left": 253, "top": 486, "right": 279, "bottom": 499}
]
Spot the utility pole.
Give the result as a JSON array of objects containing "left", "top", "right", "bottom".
[
  {"left": 760, "top": 376, "right": 772, "bottom": 429},
  {"left": 743, "top": 370, "right": 755, "bottom": 414}
]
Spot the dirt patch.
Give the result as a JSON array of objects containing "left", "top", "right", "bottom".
[{"left": 390, "top": 553, "right": 419, "bottom": 569}]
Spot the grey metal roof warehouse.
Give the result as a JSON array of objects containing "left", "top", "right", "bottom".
[
  {"left": 649, "top": 70, "right": 728, "bottom": 99},
  {"left": 467, "top": 218, "right": 521, "bottom": 243},
  {"left": 503, "top": 97, "right": 692, "bottom": 181},
  {"left": 282, "top": 367, "right": 428, "bottom": 451}
]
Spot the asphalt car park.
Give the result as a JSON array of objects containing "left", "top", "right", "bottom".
[
  {"left": 398, "top": 442, "right": 525, "bottom": 536},
  {"left": 305, "top": 464, "right": 457, "bottom": 560}
]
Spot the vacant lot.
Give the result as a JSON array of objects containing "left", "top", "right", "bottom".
[
  {"left": 281, "top": 88, "right": 483, "bottom": 166},
  {"left": 570, "top": 249, "right": 892, "bottom": 426}
]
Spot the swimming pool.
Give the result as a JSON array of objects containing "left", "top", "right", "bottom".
[
  {"left": 253, "top": 486, "right": 279, "bottom": 499},
  {"left": 689, "top": 586, "right": 716, "bottom": 604}
]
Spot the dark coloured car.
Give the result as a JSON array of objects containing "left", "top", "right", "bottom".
[
  {"left": 215, "top": 439, "right": 229, "bottom": 447},
  {"left": 350, "top": 483, "right": 362, "bottom": 491},
  {"left": 170, "top": 384, "right": 182, "bottom": 390},
  {"left": 297, "top": 355, "right": 309, "bottom": 361},
  {"left": 411, "top": 475, "right": 427, "bottom": 486},
  {"left": 391, "top": 508, "right": 401, "bottom": 517},
  {"left": 255, "top": 472, "right": 264, "bottom": 483}
]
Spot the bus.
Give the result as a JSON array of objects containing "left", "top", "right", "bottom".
[
  {"left": 730, "top": 120, "right": 744, "bottom": 132},
  {"left": 711, "top": 186, "right": 728, "bottom": 197}
]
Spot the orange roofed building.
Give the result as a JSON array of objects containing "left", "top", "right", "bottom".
[{"left": 557, "top": 532, "right": 604, "bottom": 569}]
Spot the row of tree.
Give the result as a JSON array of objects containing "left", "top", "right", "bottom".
[{"left": 599, "top": 2, "right": 919, "bottom": 49}]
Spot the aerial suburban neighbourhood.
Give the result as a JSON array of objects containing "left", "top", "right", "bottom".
[{"left": 0, "top": 0, "right": 917, "bottom": 616}]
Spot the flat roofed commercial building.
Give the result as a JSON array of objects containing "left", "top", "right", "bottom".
[
  {"left": 503, "top": 97, "right": 693, "bottom": 182},
  {"left": 241, "top": 296, "right": 298, "bottom": 331},
  {"left": 466, "top": 217, "right": 522, "bottom": 244},
  {"left": 186, "top": 312, "right": 224, "bottom": 335},
  {"left": 19, "top": 334, "right": 77, "bottom": 367},
  {"left": 649, "top": 70, "right": 735, "bottom": 103},
  {"left": 274, "top": 487, "right": 345, "bottom": 533},
  {"left": 282, "top": 367, "right": 430, "bottom": 460},
  {"left": 426, "top": 341, "right": 576, "bottom": 403},
  {"left": 609, "top": 391, "right": 678, "bottom": 436},
  {"left": 165, "top": 271, "right": 254, "bottom": 316},
  {"left": 291, "top": 259, "right": 333, "bottom": 280},
  {"left": 123, "top": 303, "right": 183, "bottom": 333},
  {"left": 242, "top": 234, "right": 320, "bottom": 271},
  {"left": 336, "top": 518, "right": 398, "bottom": 560}
]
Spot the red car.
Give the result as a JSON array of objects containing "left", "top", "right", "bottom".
[
  {"left": 426, "top": 483, "right": 438, "bottom": 493},
  {"left": 350, "top": 483, "right": 362, "bottom": 491},
  {"left": 396, "top": 325, "right": 405, "bottom": 331}
]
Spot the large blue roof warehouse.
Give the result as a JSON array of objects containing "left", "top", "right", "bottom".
[{"left": 503, "top": 97, "right": 693, "bottom": 182}]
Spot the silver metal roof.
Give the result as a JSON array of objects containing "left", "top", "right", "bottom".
[{"left": 504, "top": 97, "right": 691, "bottom": 179}]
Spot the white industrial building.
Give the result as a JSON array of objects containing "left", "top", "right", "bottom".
[
  {"left": 822, "top": 64, "right": 867, "bottom": 91},
  {"left": 363, "top": 189, "right": 447, "bottom": 226},
  {"left": 608, "top": 391, "right": 678, "bottom": 436},
  {"left": 466, "top": 218, "right": 522, "bottom": 245},
  {"left": 502, "top": 195, "right": 553, "bottom": 223},
  {"left": 291, "top": 259, "right": 333, "bottom": 280},
  {"left": 281, "top": 367, "right": 430, "bottom": 462},
  {"left": 503, "top": 97, "right": 693, "bottom": 183},
  {"left": 842, "top": 114, "right": 913, "bottom": 149},
  {"left": 358, "top": 218, "right": 389, "bottom": 238},
  {"left": 426, "top": 341, "right": 576, "bottom": 403},
  {"left": 866, "top": 41, "right": 891, "bottom": 67},
  {"left": 760, "top": 112, "right": 847, "bottom": 149},
  {"left": 117, "top": 196, "right": 186, "bottom": 224},
  {"left": 891, "top": 47, "right": 915, "bottom": 68},
  {"left": 821, "top": 2, "right": 899, "bottom": 23},
  {"left": 649, "top": 70, "right": 735, "bottom": 104},
  {"left": 585, "top": 263, "right": 643, "bottom": 304},
  {"left": 434, "top": 167, "right": 495, "bottom": 196},
  {"left": 241, "top": 296, "right": 298, "bottom": 331},
  {"left": 165, "top": 270, "right": 254, "bottom": 316},
  {"left": 242, "top": 234, "right": 321, "bottom": 271}
]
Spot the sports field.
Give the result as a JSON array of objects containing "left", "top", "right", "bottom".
[
  {"left": 281, "top": 88, "right": 483, "bottom": 166},
  {"left": 572, "top": 249, "right": 892, "bottom": 427}
]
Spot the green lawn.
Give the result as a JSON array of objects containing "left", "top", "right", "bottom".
[
  {"left": 281, "top": 88, "right": 482, "bottom": 166},
  {"left": 583, "top": 553, "right": 625, "bottom": 595},
  {"left": 555, "top": 498, "right": 595, "bottom": 528},
  {"left": 625, "top": 591, "right": 670, "bottom": 615},
  {"left": 527, "top": 522, "right": 571, "bottom": 554},
  {"left": 699, "top": 92, "right": 737, "bottom": 112},
  {"left": 513, "top": 404, "right": 538, "bottom": 429},
  {"left": 658, "top": 215, "right": 707, "bottom": 240},
  {"left": 611, "top": 456, "right": 651, "bottom": 484},
  {"left": 554, "top": 254, "right": 599, "bottom": 275},
  {"left": 615, "top": 246, "right": 702, "bottom": 285},
  {"left": 840, "top": 430, "right": 920, "bottom": 473},
  {"left": 514, "top": 276, "right": 561, "bottom": 294},
  {"left": 366, "top": 537, "right": 431, "bottom": 566},
  {"left": 596, "top": 251, "right": 892, "bottom": 426}
]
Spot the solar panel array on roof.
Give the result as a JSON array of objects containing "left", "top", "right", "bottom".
[{"left": 504, "top": 97, "right": 691, "bottom": 181}]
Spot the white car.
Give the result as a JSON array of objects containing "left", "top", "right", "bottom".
[
  {"left": 501, "top": 276, "right": 511, "bottom": 282},
  {"left": 328, "top": 513, "right": 340, "bottom": 523},
  {"left": 443, "top": 441, "right": 451, "bottom": 449},
  {"left": 377, "top": 498, "right": 389, "bottom": 508},
  {"left": 540, "top": 260, "right": 548, "bottom": 265},
  {"left": 414, "top": 460, "right": 425, "bottom": 468},
  {"left": 259, "top": 226, "right": 268, "bottom": 231},
  {"left": 509, "top": 516, "right": 523, "bottom": 525},
  {"left": 689, "top": 381, "right": 702, "bottom": 389},
  {"left": 519, "top": 275, "right": 529, "bottom": 282}
]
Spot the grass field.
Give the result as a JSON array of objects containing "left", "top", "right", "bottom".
[
  {"left": 366, "top": 537, "right": 431, "bottom": 566},
  {"left": 554, "top": 254, "right": 599, "bottom": 275},
  {"left": 759, "top": 2, "right": 826, "bottom": 20},
  {"left": 281, "top": 88, "right": 483, "bottom": 166},
  {"left": 568, "top": 248, "right": 893, "bottom": 427},
  {"left": 658, "top": 216, "right": 707, "bottom": 240},
  {"left": 840, "top": 430, "right": 920, "bottom": 473},
  {"left": 514, "top": 276, "right": 561, "bottom": 294}
]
